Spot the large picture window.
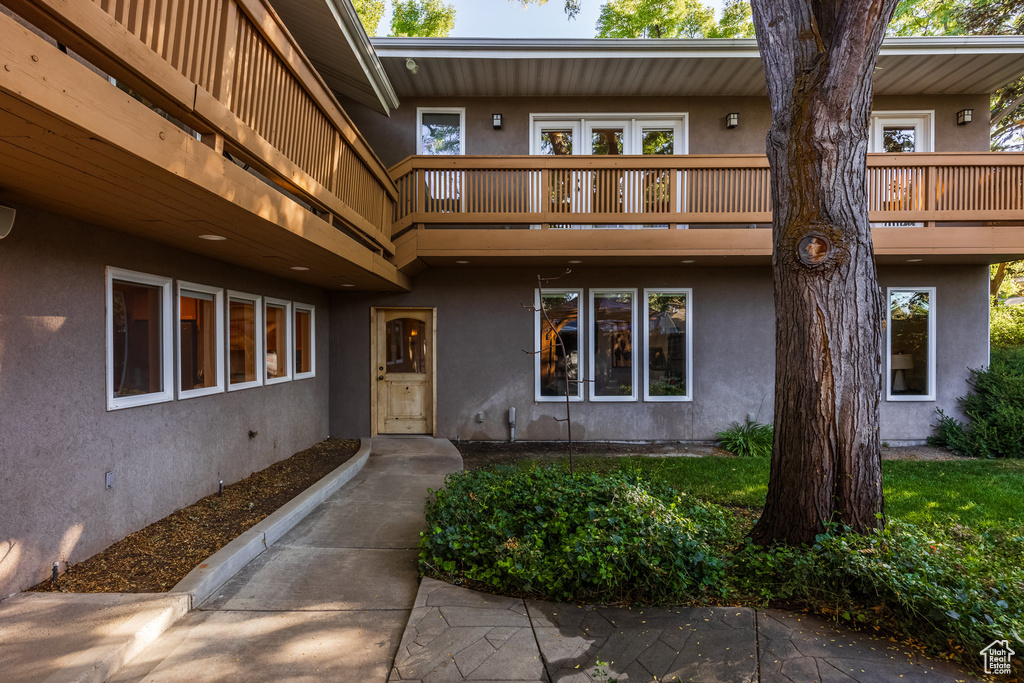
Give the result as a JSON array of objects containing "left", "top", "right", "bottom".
[
  {"left": 644, "top": 289, "right": 692, "bottom": 401},
  {"left": 264, "top": 298, "right": 292, "bottom": 384},
  {"left": 106, "top": 268, "right": 173, "bottom": 410},
  {"left": 228, "top": 291, "right": 262, "bottom": 391},
  {"left": 887, "top": 287, "right": 936, "bottom": 401},
  {"left": 294, "top": 304, "right": 315, "bottom": 379},
  {"left": 589, "top": 289, "right": 637, "bottom": 401},
  {"left": 536, "top": 289, "right": 583, "bottom": 401},
  {"left": 177, "top": 283, "right": 224, "bottom": 399}
]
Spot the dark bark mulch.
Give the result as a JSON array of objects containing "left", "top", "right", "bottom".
[{"left": 30, "top": 438, "right": 360, "bottom": 594}]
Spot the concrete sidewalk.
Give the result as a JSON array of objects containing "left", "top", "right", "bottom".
[{"left": 391, "top": 578, "right": 982, "bottom": 682}]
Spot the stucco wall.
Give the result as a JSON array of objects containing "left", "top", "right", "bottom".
[
  {"left": 329, "top": 264, "right": 989, "bottom": 444},
  {"left": 343, "top": 93, "right": 992, "bottom": 167},
  {"left": 0, "top": 205, "right": 330, "bottom": 599}
]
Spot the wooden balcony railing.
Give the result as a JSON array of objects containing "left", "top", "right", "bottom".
[
  {"left": 8, "top": 0, "right": 397, "bottom": 254},
  {"left": 390, "top": 153, "right": 1024, "bottom": 233}
]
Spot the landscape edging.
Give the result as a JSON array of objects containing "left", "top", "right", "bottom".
[{"left": 170, "top": 438, "right": 372, "bottom": 609}]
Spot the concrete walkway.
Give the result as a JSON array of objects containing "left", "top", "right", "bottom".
[
  {"left": 108, "top": 437, "right": 462, "bottom": 682},
  {"left": 392, "top": 578, "right": 982, "bottom": 683}
]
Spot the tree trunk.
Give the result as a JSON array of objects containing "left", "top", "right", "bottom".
[
  {"left": 992, "top": 262, "right": 1007, "bottom": 298},
  {"left": 749, "top": 0, "right": 899, "bottom": 546}
]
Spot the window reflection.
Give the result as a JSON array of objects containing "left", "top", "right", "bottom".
[
  {"left": 180, "top": 290, "right": 217, "bottom": 392},
  {"left": 229, "top": 299, "right": 257, "bottom": 384},
  {"left": 890, "top": 290, "right": 930, "bottom": 396},
  {"left": 112, "top": 280, "right": 163, "bottom": 397},
  {"left": 539, "top": 292, "right": 580, "bottom": 397},
  {"left": 593, "top": 291, "right": 633, "bottom": 397},
  {"left": 386, "top": 318, "right": 426, "bottom": 374},
  {"left": 647, "top": 292, "right": 688, "bottom": 397},
  {"left": 266, "top": 303, "right": 288, "bottom": 380}
]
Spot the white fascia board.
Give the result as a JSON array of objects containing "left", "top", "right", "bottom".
[{"left": 326, "top": 0, "right": 400, "bottom": 113}]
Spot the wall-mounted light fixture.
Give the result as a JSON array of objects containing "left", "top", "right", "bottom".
[
  {"left": 957, "top": 108, "right": 973, "bottom": 125},
  {"left": 405, "top": 58, "right": 419, "bottom": 74},
  {"left": 492, "top": 113, "right": 503, "bottom": 130},
  {"left": 726, "top": 113, "right": 739, "bottom": 129},
  {"left": 0, "top": 204, "right": 15, "bottom": 239}
]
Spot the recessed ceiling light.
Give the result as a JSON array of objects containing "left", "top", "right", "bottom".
[
  {"left": 681, "top": 259, "right": 695, "bottom": 264},
  {"left": 568, "top": 260, "right": 583, "bottom": 264},
  {"left": 906, "top": 258, "right": 923, "bottom": 262},
  {"left": 290, "top": 266, "right": 310, "bottom": 271},
  {"left": 455, "top": 260, "right": 469, "bottom": 264},
  {"left": 198, "top": 234, "right": 227, "bottom": 241},
  {"left": 341, "top": 283, "right": 355, "bottom": 287}
]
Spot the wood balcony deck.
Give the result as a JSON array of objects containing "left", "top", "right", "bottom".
[{"left": 1, "top": 0, "right": 406, "bottom": 290}]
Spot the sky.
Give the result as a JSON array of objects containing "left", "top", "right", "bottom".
[{"left": 376, "top": 0, "right": 727, "bottom": 39}]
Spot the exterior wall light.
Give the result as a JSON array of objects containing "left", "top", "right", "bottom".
[
  {"left": 726, "top": 113, "right": 739, "bottom": 129},
  {"left": 0, "top": 204, "right": 15, "bottom": 239},
  {"left": 405, "top": 58, "right": 419, "bottom": 74},
  {"left": 492, "top": 113, "right": 503, "bottom": 129},
  {"left": 957, "top": 108, "right": 973, "bottom": 125}
]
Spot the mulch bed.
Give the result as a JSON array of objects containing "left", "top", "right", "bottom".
[{"left": 30, "top": 438, "right": 360, "bottom": 593}]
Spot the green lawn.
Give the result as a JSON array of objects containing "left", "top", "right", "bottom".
[{"left": 515, "top": 455, "right": 1024, "bottom": 532}]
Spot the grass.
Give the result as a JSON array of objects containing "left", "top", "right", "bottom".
[{"left": 496, "top": 455, "right": 1024, "bottom": 533}]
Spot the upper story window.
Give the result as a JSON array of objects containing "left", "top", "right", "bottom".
[
  {"left": 418, "top": 108, "right": 465, "bottom": 155},
  {"left": 106, "top": 268, "right": 173, "bottom": 410},
  {"left": 531, "top": 115, "right": 688, "bottom": 156},
  {"left": 870, "top": 111, "right": 933, "bottom": 153}
]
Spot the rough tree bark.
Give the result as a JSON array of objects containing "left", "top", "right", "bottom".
[{"left": 749, "top": 0, "right": 899, "bottom": 546}]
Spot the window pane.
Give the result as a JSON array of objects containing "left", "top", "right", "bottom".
[
  {"left": 591, "top": 128, "right": 624, "bottom": 155},
  {"left": 890, "top": 291, "right": 930, "bottom": 396},
  {"left": 539, "top": 292, "right": 579, "bottom": 397},
  {"left": 180, "top": 291, "right": 217, "bottom": 392},
  {"left": 111, "top": 280, "right": 163, "bottom": 397},
  {"left": 593, "top": 292, "right": 633, "bottom": 397},
  {"left": 229, "top": 299, "right": 257, "bottom": 384},
  {"left": 421, "top": 112, "right": 462, "bottom": 155},
  {"left": 642, "top": 129, "right": 674, "bottom": 155},
  {"left": 266, "top": 304, "right": 288, "bottom": 380},
  {"left": 540, "top": 130, "right": 573, "bottom": 155},
  {"left": 883, "top": 126, "right": 916, "bottom": 153},
  {"left": 295, "top": 309, "right": 312, "bottom": 375},
  {"left": 647, "top": 292, "right": 688, "bottom": 397},
  {"left": 386, "top": 318, "right": 426, "bottom": 374}
]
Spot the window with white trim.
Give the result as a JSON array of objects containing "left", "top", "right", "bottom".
[
  {"left": 589, "top": 289, "right": 637, "bottom": 401},
  {"left": 177, "top": 282, "right": 224, "bottom": 399},
  {"left": 536, "top": 289, "right": 583, "bottom": 401},
  {"left": 228, "top": 291, "right": 262, "bottom": 390},
  {"left": 417, "top": 108, "right": 465, "bottom": 155},
  {"left": 869, "top": 111, "right": 933, "bottom": 153},
  {"left": 644, "top": 289, "right": 692, "bottom": 401},
  {"left": 106, "top": 268, "right": 173, "bottom": 410},
  {"left": 887, "top": 287, "right": 936, "bottom": 401},
  {"left": 293, "top": 303, "right": 315, "bottom": 379},
  {"left": 264, "top": 298, "right": 292, "bottom": 384}
]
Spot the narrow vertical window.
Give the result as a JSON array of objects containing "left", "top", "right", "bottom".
[
  {"left": 228, "top": 291, "right": 262, "bottom": 391},
  {"left": 590, "top": 289, "right": 637, "bottom": 401},
  {"left": 294, "top": 304, "right": 315, "bottom": 379},
  {"left": 106, "top": 268, "right": 173, "bottom": 410},
  {"left": 887, "top": 288, "right": 935, "bottom": 401},
  {"left": 265, "top": 298, "right": 292, "bottom": 384},
  {"left": 177, "top": 283, "right": 224, "bottom": 398},
  {"left": 535, "top": 289, "right": 583, "bottom": 401},
  {"left": 644, "top": 289, "right": 692, "bottom": 401}
]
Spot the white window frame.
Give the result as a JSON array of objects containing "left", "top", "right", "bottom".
[
  {"left": 535, "top": 288, "right": 584, "bottom": 403},
  {"left": 531, "top": 119, "right": 582, "bottom": 155},
  {"left": 176, "top": 281, "right": 225, "bottom": 399},
  {"left": 643, "top": 288, "right": 693, "bottom": 402},
  {"left": 106, "top": 267, "right": 173, "bottom": 410},
  {"left": 293, "top": 303, "right": 316, "bottom": 380},
  {"left": 589, "top": 288, "right": 638, "bottom": 402},
  {"left": 264, "top": 297, "right": 293, "bottom": 385},
  {"left": 529, "top": 113, "right": 690, "bottom": 155},
  {"left": 416, "top": 107, "right": 466, "bottom": 155},
  {"left": 886, "top": 286, "right": 936, "bottom": 402},
  {"left": 869, "top": 111, "right": 934, "bottom": 153},
  {"left": 227, "top": 290, "right": 263, "bottom": 392}
]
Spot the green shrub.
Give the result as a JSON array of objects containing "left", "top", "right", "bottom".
[
  {"left": 716, "top": 418, "right": 773, "bottom": 457},
  {"left": 730, "top": 521, "right": 1024, "bottom": 664},
  {"left": 420, "top": 466, "right": 729, "bottom": 604},
  {"left": 991, "top": 303, "right": 1024, "bottom": 349},
  {"left": 928, "top": 347, "right": 1024, "bottom": 458}
]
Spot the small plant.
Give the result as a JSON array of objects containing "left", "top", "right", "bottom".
[
  {"left": 716, "top": 418, "right": 773, "bottom": 457},
  {"left": 928, "top": 347, "right": 1024, "bottom": 458}
]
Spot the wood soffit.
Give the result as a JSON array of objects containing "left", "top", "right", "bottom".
[{"left": 370, "top": 36, "right": 1024, "bottom": 98}]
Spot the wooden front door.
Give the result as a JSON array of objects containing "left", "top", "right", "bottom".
[{"left": 374, "top": 308, "right": 435, "bottom": 435}]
